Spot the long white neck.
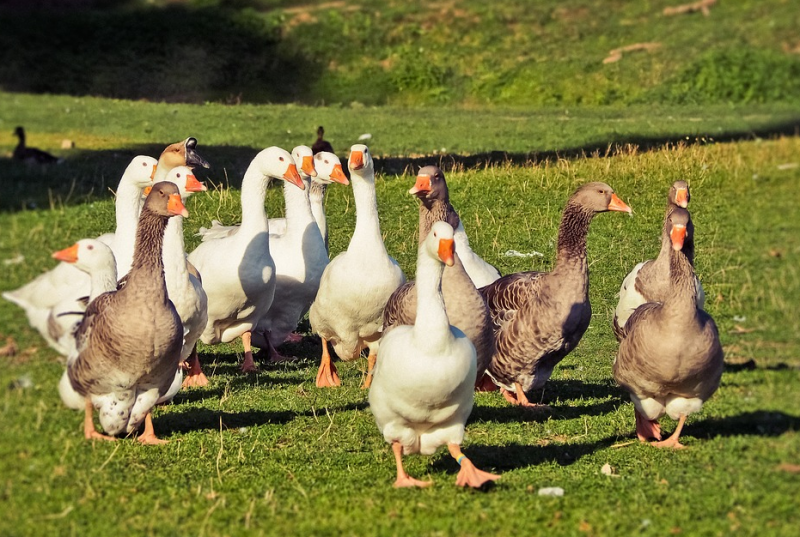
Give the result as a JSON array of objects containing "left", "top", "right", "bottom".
[
  {"left": 283, "top": 177, "right": 316, "bottom": 237},
  {"left": 88, "top": 265, "right": 118, "bottom": 302},
  {"left": 111, "top": 180, "right": 144, "bottom": 278},
  {"left": 162, "top": 215, "right": 189, "bottom": 295},
  {"left": 412, "top": 251, "right": 451, "bottom": 351},
  {"left": 310, "top": 182, "right": 328, "bottom": 250},
  {"left": 153, "top": 163, "right": 170, "bottom": 182},
  {"left": 348, "top": 172, "right": 386, "bottom": 254},
  {"left": 239, "top": 164, "right": 270, "bottom": 235}
]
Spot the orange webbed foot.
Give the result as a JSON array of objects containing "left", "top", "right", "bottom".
[
  {"left": 241, "top": 351, "right": 259, "bottom": 373},
  {"left": 316, "top": 360, "right": 341, "bottom": 387},
  {"left": 393, "top": 475, "right": 434, "bottom": 488},
  {"left": 635, "top": 410, "right": 663, "bottom": 442},
  {"left": 454, "top": 458, "right": 500, "bottom": 489},
  {"left": 182, "top": 351, "right": 209, "bottom": 387}
]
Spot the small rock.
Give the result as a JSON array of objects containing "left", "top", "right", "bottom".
[
  {"left": 358, "top": 133, "right": 372, "bottom": 141},
  {"left": 61, "top": 139, "right": 75, "bottom": 149},
  {"left": 537, "top": 487, "right": 564, "bottom": 497}
]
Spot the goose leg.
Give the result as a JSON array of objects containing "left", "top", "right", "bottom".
[
  {"left": 266, "top": 333, "right": 298, "bottom": 363},
  {"left": 501, "top": 382, "right": 550, "bottom": 409},
  {"left": 240, "top": 331, "right": 258, "bottom": 373},
  {"left": 137, "top": 412, "right": 168, "bottom": 445},
  {"left": 182, "top": 345, "right": 209, "bottom": 387},
  {"left": 448, "top": 443, "right": 500, "bottom": 489},
  {"left": 84, "top": 399, "right": 115, "bottom": 442},
  {"left": 360, "top": 352, "right": 377, "bottom": 389},
  {"left": 392, "top": 442, "right": 432, "bottom": 488},
  {"left": 635, "top": 409, "right": 663, "bottom": 442},
  {"left": 315, "top": 337, "right": 341, "bottom": 387},
  {"left": 652, "top": 414, "right": 687, "bottom": 449}
]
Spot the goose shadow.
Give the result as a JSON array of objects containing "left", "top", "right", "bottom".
[
  {"left": 538, "top": 378, "right": 624, "bottom": 403},
  {"left": 686, "top": 410, "right": 800, "bottom": 440},
  {"left": 470, "top": 397, "right": 620, "bottom": 424},
  {"left": 430, "top": 435, "right": 619, "bottom": 474}
]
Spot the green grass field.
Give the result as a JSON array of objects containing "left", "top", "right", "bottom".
[{"left": 0, "top": 91, "right": 798, "bottom": 536}]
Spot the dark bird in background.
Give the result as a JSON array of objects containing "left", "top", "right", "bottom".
[
  {"left": 312, "top": 126, "right": 334, "bottom": 155},
  {"left": 13, "top": 126, "right": 63, "bottom": 164}
]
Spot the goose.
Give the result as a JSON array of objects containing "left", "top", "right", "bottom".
[
  {"left": 370, "top": 221, "right": 500, "bottom": 488},
  {"left": 188, "top": 147, "right": 303, "bottom": 373},
  {"left": 250, "top": 147, "right": 349, "bottom": 363},
  {"left": 2, "top": 155, "right": 158, "bottom": 345},
  {"left": 382, "top": 165, "right": 494, "bottom": 389},
  {"left": 153, "top": 136, "right": 210, "bottom": 182},
  {"left": 613, "top": 180, "right": 705, "bottom": 340},
  {"left": 454, "top": 223, "right": 501, "bottom": 289},
  {"left": 479, "top": 182, "right": 632, "bottom": 406},
  {"left": 309, "top": 144, "right": 406, "bottom": 388},
  {"left": 614, "top": 207, "right": 723, "bottom": 448},
  {"left": 13, "top": 126, "right": 61, "bottom": 164},
  {"left": 68, "top": 182, "right": 187, "bottom": 443},
  {"left": 311, "top": 126, "right": 334, "bottom": 155}
]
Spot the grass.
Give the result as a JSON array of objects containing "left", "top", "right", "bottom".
[{"left": 0, "top": 95, "right": 799, "bottom": 535}]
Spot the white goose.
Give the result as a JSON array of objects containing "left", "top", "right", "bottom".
[
  {"left": 308, "top": 144, "right": 406, "bottom": 388},
  {"left": 454, "top": 222, "right": 501, "bottom": 288},
  {"left": 250, "top": 147, "right": 349, "bottom": 362},
  {"left": 2, "top": 155, "right": 157, "bottom": 347},
  {"left": 369, "top": 221, "right": 500, "bottom": 488},
  {"left": 188, "top": 147, "right": 303, "bottom": 373}
]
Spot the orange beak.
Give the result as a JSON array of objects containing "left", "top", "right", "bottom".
[
  {"left": 150, "top": 164, "right": 157, "bottom": 181},
  {"left": 52, "top": 243, "right": 79, "bottom": 263},
  {"left": 409, "top": 174, "right": 431, "bottom": 195},
  {"left": 675, "top": 187, "right": 689, "bottom": 208},
  {"left": 301, "top": 155, "right": 317, "bottom": 178},
  {"left": 608, "top": 193, "right": 632, "bottom": 214},
  {"left": 143, "top": 186, "right": 152, "bottom": 196},
  {"left": 670, "top": 224, "right": 686, "bottom": 251},
  {"left": 185, "top": 174, "right": 207, "bottom": 193},
  {"left": 329, "top": 164, "right": 349, "bottom": 185},
  {"left": 349, "top": 150, "right": 364, "bottom": 170},
  {"left": 438, "top": 238, "right": 455, "bottom": 267},
  {"left": 167, "top": 193, "right": 189, "bottom": 218},
  {"left": 283, "top": 163, "right": 305, "bottom": 190}
]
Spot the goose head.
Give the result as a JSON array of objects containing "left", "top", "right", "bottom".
[
  {"left": 668, "top": 207, "right": 692, "bottom": 251},
  {"left": 158, "top": 137, "right": 210, "bottom": 174},
  {"left": 145, "top": 165, "right": 207, "bottom": 201},
  {"left": 426, "top": 221, "right": 455, "bottom": 267},
  {"left": 13, "top": 126, "right": 24, "bottom": 139},
  {"left": 570, "top": 182, "right": 632, "bottom": 214},
  {"left": 668, "top": 180, "right": 690, "bottom": 209},
  {"left": 254, "top": 146, "right": 304, "bottom": 190},
  {"left": 144, "top": 181, "right": 189, "bottom": 218},
  {"left": 292, "top": 145, "right": 317, "bottom": 179},
  {"left": 409, "top": 165, "right": 448, "bottom": 207},
  {"left": 313, "top": 152, "right": 349, "bottom": 185},
  {"left": 123, "top": 155, "right": 159, "bottom": 189},
  {"left": 348, "top": 144, "right": 374, "bottom": 178},
  {"left": 52, "top": 239, "right": 116, "bottom": 274}
]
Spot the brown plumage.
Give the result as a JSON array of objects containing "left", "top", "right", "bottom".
[
  {"left": 479, "top": 182, "right": 632, "bottom": 406},
  {"left": 382, "top": 166, "right": 493, "bottom": 384},
  {"left": 613, "top": 180, "right": 704, "bottom": 340},
  {"left": 613, "top": 207, "right": 723, "bottom": 448},
  {"left": 312, "top": 126, "right": 334, "bottom": 155},
  {"left": 68, "top": 181, "right": 187, "bottom": 443},
  {"left": 13, "top": 126, "right": 61, "bottom": 164}
]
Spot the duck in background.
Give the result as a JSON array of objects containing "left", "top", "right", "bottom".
[
  {"left": 309, "top": 144, "right": 405, "bottom": 388},
  {"left": 13, "top": 126, "right": 62, "bottom": 164},
  {"left": 370, "top": 221, "right": 500, "bottom": 489},
  {"left": 614, "top": 207, "right": 723, "bottom": 448},
  {"left": 67, "top": 182, "right": 187, "bottom": 444},
  {"left": 479, "top": 182, "right": 631, "bottom": 407},
  {"left": 312, "top": 126, "right": 334, "bottom": 155}
]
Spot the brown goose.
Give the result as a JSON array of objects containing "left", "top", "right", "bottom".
[
  {"left": 154, "top": 136, "right": 210, "bottom": 181},
  {"left": 614, "top": 207, "right": 723, "bottom": 448},
  {"left": 67, "top": 182, "right": 187, "bottom": 444},
  {"left": 382, "top": 165, "right": 494, "bottom": 388},
  {"left": 311, "top": 126, "right": 334, "bottom": 155},
  {"left": 613, "top": 180, "right": 705, "bottom": 340},
  {"left": 12, "top": 126, "right": 61, "bottom": 164},
  {"left": 479, "top": 182, "right": 631, "bottom": 406}
]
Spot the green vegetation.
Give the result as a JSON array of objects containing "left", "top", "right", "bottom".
[
  {"left": 1, "top": 0, "right": 799, "bottom": 106},
  {"left": 1, "top": 92, "right": 799, "bottom": 535}
]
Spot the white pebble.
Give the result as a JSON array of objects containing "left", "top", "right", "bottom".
[{"left": 537, "top": 487, "right": 564, "bottom": 497}]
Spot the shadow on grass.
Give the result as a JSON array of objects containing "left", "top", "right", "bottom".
[
  {"left": 471, "top": 397, "right": 620, "bottom": 424},
  {"left": 688, "top": 410, "right": 800, "bottom": 439}
]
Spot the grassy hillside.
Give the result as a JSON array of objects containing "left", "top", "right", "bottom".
[
  {"left": 0, "top": 95, "right": 798, "bottom": 535},
  {"left": 1, "top": 0, "right": 799, "bottom": 106}
]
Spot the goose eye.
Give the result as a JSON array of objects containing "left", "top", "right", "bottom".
[
  {"left": 87, "top": 245, "right": 94, "bottom": 250},
  {"left": 279, "top": 156, "right": 285, "bottom": 162},
  {"left": 324, "top": 159, "right": 329, "bottom": 164},
  {"left": 142, "top": 162, "right": 147, "bottom": 167}
]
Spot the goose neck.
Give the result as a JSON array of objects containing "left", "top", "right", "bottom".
[
  {"left": 128, "top": 208, "right": 169, "bottom": 300},
  {"left": 413, "top": 251, "right": 450, "bottom": 347},
  {"left": 309, "top": 182, "right": 328, "bottom": 250},
  {"left": 349, "top": 174, "right": 385, "bottom": 250},
  {"left": 553, "top": 201, "right": 593, "bottom": 273},
  {"left": 664, "top": 248, "right": 698, "bottom": 313},
  {"left": 162, "top": 216, "right": 188, "bottom": 291},
  {"left": 283, "top": 178, "right": 315, "bottom": 234},
  {"left": 89, "top": 267, "right": 118, "bottom": 302},
  {"left": 239, "top": 165, "right": 270, "bottom": 233},
  {"left": 418, "top": 200, "right": 460, "bottom": 245}
]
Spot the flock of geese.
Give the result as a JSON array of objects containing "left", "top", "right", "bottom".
[{"left": 4, "top": 132, "right": 723, "bottom": 488}]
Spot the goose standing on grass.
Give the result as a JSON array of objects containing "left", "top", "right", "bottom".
[
  {"left": 188, "top": 147, "right": 303, "bottom": 373},
  {"left": 309, "top": 144, "right": 405, "bottom": 388},
  {"left": 613, "top": 180, "right": 705, "bottom": 340},
  {"left": 312, "top": 126, "right": 334, "bottom": 155},
  {"left": 68, "top": 182, "right": 187, "bottom": 443},
  {"left": 382, "top": 166, "right": 494, "bottom": 389},
  {"left": 2, "top": 155, "right": 158, "bottom": 345},
  {"left": 479, "top": 182, "right": 632, "bottom": 406},
  {"left": 614, "top": 207, "right": 723, "bottom": 448},
  {"left": 370, "top": 222, "right": 500, "bottom": 489},
  {"left": 12, "top": 126, "right": 61, "bottom": 164},
  {"left": 251, "top": 147, "right": 349, "bottom": 363}
]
